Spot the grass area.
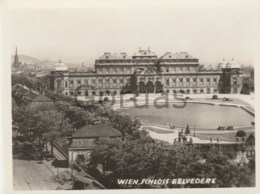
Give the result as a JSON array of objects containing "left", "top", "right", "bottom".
[
  {"left": 193, "top": 131, "right": 255, "bottom": 142},
  {"left": 143, "top": 127, "right": 174, "bottom": 134}
]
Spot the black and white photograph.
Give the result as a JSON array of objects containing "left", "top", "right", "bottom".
[{"left": 1, "top": 0, "right": 259, "bottom": 192}]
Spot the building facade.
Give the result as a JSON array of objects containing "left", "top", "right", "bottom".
[
  {"left": 50, "top": 48, "right": 243, "bottom": 97},
  {"left": 68, "top": 124, "right": 121, "bottom": 166}
]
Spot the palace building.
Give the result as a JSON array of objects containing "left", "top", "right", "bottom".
[{"left": 49, "top": 48, "right": 243, "bottom": 97}]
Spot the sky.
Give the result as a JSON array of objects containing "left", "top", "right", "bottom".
[{"left": 8, "top": 0, "right": 259, "bottom": 67}]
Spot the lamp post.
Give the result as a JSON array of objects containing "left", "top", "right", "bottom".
[{"left": 193, "top": 125, "right": 195, "bottom": 137}]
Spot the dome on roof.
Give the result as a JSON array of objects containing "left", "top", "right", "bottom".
[
  {"left": 55, "top": 60, "right": 68, "bottom": 71},
  {"left": 132, "top": 48, "right": 157, "bottom": 59}
]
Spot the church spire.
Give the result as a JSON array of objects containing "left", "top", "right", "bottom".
[{"left": 13, "top": 46, "right": 20, "bottom": 68}]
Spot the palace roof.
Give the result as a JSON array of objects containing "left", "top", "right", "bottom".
[
  {"left": 133, "top": 49, "right": 157, "bottom": 58},
  {"left": 99, "top": 52, "right": 131, "bottom": 60},
  {"left": 160, "top": 52, "right": 196, "bottom": 59},
  {"left": 72, "top": 123, "right": 122, "bottom": 139}
]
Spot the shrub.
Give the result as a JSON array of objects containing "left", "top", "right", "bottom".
[
  {"left": 236, "top": 130, "right": 246, "bottom": 137},
  {"left": 103, "top": 97, "right": 109, "bottom": 102},
  {"left": 217, "top": 126, "right": 225, "bottom": 130},
  {"left": 226, "top": 126, "right": 234, "bottom": 130},
  {"left": 212, "top": 95, "right": 218, "bottom": 99},
  {"left": 185, "top": 125, "right": 190, "bottom": 135}
]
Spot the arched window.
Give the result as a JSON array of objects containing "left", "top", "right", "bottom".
[
  {"left": 206, "top": 77, "right": 210, "bottom": 86},
  {"left": 77, "top": 80, "right": 81, "bottom": 86},
  {"left": 179, "top": 77, "right": 183, "bottom": 86},
  {"left": 98, "top": 79, "right": 103, "bottom": 88},
  {"left": 186, "top": 77, "right": 190, "bottom": 86},
  {"left": 213, "top": 77, "right": 217, "bottom": 85},
  {"left": 112, "top": 78, "right": 117, "bottom": 88},
  {"left": 92, "top": 79, "right": 96, "bottom": 85},
  {"left": 193, "top": 77, "right": 197, "bottom": 86},
  {"left": 70, "top": 80, "right": 74, "bottom": 87},
  {"left": 57, "top": 80, "right": 61, "bottom": 88},
  {"left": 172, "top": 77, "right": 176, "bottom": 86},
  {"left": 105, "top": 78, "right": 110, "bottom": 88},
  {"left": 199, "top": 77, "right": 204, "bottom": 86}
]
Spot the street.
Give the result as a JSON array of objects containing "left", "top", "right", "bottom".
[{"left": 13, "top": 159, "right": 62, "bottom": 190}]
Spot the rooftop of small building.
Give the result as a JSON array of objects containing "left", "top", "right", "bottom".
[{"left": 72, "top": 123, "right": 122, "bottom": 139}]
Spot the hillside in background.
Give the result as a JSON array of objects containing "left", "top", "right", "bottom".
[{"left": 11, "top": 55, "right": 82, "bottom": 68}]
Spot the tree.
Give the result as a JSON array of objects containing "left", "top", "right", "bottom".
[
  {"left": 236, "top": 130, "right": 246, "bottom": 138},
  {"left": 13, "top": 104, "right": 72, "bottom": 156},
  {"left": 54, "top": 101, "right": 93, "bottom": 129},
  {"left": 212, "top": 95, "right": 218, "bottom": 99},
  {"left": 185, "top": 125, "right": 190, "bottom": 135},
  {"left": 89, "top": 136, "right": 255, "bottom": 188}
]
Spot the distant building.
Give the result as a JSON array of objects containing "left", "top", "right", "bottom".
[
  {"left": 68, "top": 124, "right": 121, "bottom": 166},
  {"left": 240, "top": 67, "right": 254, "bottom": 94},
  {"left": 55, "top": 60, "right": 68, "bottom": 71},
  {"left": 49, "top": 48, "right": 244, "bottom": 96},
  {"left": 12, "top": 47, "right": 21, "bottom": 69},
  {"left": 12, "top": 83, "right": 53, "bottom": 106}
]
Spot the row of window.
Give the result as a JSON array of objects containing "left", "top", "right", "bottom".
[
  {"left": 62, "top": 78, "right": 130, "bottom": 88},
  {"left": 65, "top": 90, "right": 118, "bottom": 96},
  {"left": 164, "top": 66, "right": 196, "bottom": 73},
  {"left": 97, "top": 59, "right": 198, "bottom": 63},
  {"left": 164, "top": 77, "right": 218, "bottom": 82},
  {"left": 164, "top": 77, "right": 218, "bottom": 86},
  {"left": 65, "top": 88, "right": 218, "bottom": 96},
  {"left": 97, "top": 67, "right": 132, "bottom": 74},
  {"left": 96, "top": 66, "right": 197, "bottom": 74},
  {"left": 168, "top": 88, "right": 218, "bottom": 94},
  {"left": 57, "top": 77, "right": 218, "bottom": 89}
]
